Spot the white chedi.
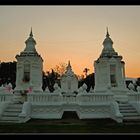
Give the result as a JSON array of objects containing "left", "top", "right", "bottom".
[
  {"left": 15, "top": 29, "right": 43, "bottom": 92},
  {"left": 78, "top": 86, "right": 83, "bottom": 93},
  {"left": 45, "top": 87, "right": 50, "bottom": 93},
  {"left": 78, "top": 83, "right": 88, "bottom": 94},
  {"left": 53, "top": 83, "right": 61, "bottom": 93},
  {"left": 128, "top": 83, "right": 135, "bottom": 91},
  {"left": 81, "top": 83, "right": 87, "bottom": 93},
  {"left": 0, "top": 84, "right": 4, "bottom": 89},
  {"left": 0, "top": 84, "right": 5, "bottom": 93},
  {"left": 8, "top": 83, "right": 12, "bottom": 87},
  {"left": 89, "top": 87, "right": 94, "bottom": 93},
  {"left": 60, "top": 61, "right": 78, "bottom": 94},
  {"left": 5, "top": 83, "right": 13, "bottom": 93},
  {"left": 137, "top": 86, "right": 140, "bottom": 93}
]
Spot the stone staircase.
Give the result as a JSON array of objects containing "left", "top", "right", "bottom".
[
  {"left": 0, "top": 103, "right": 23, "bottom": 123},
  {"left": 118, "top": 102, "right": 140, "bottom": 124}
]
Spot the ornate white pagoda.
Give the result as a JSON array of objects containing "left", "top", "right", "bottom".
[
  {"left": 61, "top": 61, "right": 78, "bottom": 94},
  {"left": 15, "top": 29, "right": 43, "bottom": 92},
  {"left": 94, "top": 28, "right": 127, "bottom": 101}
]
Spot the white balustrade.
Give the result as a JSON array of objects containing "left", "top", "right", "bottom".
[
  {"left": 62, "top": 95, "right": 77, "bottom": 104},
  {"left": 27, "top": 92, "right": 114, "bottom": 105},
  {"left": 27, "top": 93, "right": 62, "bottom": 103},
  {"left": 0, "top": 95, "right": 5, "bottom": 101},
  {"left": 0, "top": 93, "right": 14, "bottom": 102},
  {"left": 128, "top": 93, "right": 140, "bottom": 102},
  {"left": 27, "top": 93, "right": 77, "bottom": 104},
  {"left": 77, "top": 93, "right": 114, "bottom": 102}
]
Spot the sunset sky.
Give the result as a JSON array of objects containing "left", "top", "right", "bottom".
[{"left": 0, "top": 6, "right": 140, "bottom": 78}]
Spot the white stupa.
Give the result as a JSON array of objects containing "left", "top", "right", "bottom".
[
  {"left": 15, "top": 28, "right": 43, "bottom": 92},
  {"left": 94, "top": 28, "right": 127, "bottom": 100},
  {"left": 60, "top": 61, "right": 78, "bottom": 94}
]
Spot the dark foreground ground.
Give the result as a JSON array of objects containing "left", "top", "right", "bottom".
[
  {"left": 0, "top": 112, "right": 140, "bottom": 134},
  {"left": 1, "top": 118, "right": 140, "bottom": 134}
]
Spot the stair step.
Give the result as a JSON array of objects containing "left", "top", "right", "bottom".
[
  {"left": 1, "top": 116, "right": 19, "bottom": 121},
  {"left": 5, "top": 108, "right": 22, "bottom": 112},
  {"left": 123, "top": 116, "right": 140, "bottom": 120},
  {"left": 119, "top": 104, "right": 134, "bottom": 107},
  {"left": 124, "top": 122, "right": 140, "bottom": 125},
  {"left": 118, "top": 102, "right": 128, "bottom": 104},
  {"left": 119, "top": 107, "right": 135, "bottom": 110},
  {"left": 0, "top": 120, "right": 20, "bottom": 123},
  {"left": 118, "top": 103, "right": 140, "bottom": 123},
  {"left": 120, "top": 110, "right": 137, "bottom": 113},
  {"left": 2, "top": 112, "right": 19, "bottom": 117},
  {"left": 119, "top": 104, "right": 132, "bottom": 106},
  {"left": 122, "top": 113, "right": 139, "bottom": 116},
  {"left": 124, "top": 119, "right": 140, "bottom": 122},
  {"left": 119, "top": 106, "right": 134, "bottom": 109},
  {"left": 9, "top": 102, "right": 23, "bottom": 104},
  {"left": 8, "top": 105, "right": 22, "bottom": 109},
  {"left": 0, "top": 103, "right": 25, "bottom": 123}
]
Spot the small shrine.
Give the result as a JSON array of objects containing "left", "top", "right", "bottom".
[{"left": 60, "top": 61, "right": 78, "bottom": 95}]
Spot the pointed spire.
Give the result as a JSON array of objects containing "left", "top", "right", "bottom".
[
  {"left": 101, "top": 28, "right": 118, "bottom": 58},
  {"left": 30, "top": 27, "right": 33, "bottom": 37},
  {"left": 103, "top": 27, "right": 113, "bottom": 45},
  {"left": 64, "top": 60, "right": 74, "bottom": 76},
  {"left": 67, "top": 60, "right": 71, "bottom": 70},
  {"left": 68, "top": 60, "right": 70, "bottom": 66},
  {"left": 106, "top": 27, "right": 110, "bottom": 38},
  {"left": 23, "top": 28, "right": 37, "bottom": 53}
]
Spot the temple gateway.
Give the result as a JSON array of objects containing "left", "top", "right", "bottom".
[{"left": 0, "top": 29, "right": 140, "bottom": 123}]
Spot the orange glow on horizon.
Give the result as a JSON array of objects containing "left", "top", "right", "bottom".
[{"left": 0, "top": 46, "right": 140, "bottom": 78}]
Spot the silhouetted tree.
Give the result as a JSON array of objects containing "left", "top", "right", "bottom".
[
  {"left": 53, "top": 62, "right": 67, "bottom": 77},
  {"left": 0, "top": 61, "right": 16, "bottom": 89},
  {"left": 83, "top": 68, "right": 90, "bottom": 78},
  {"left": 136, "top": 77, "right": 140, "bottom": 86},
  {"left": 78, "top": 73, "right": 95, "bottom": 92},
  {"left": 42, "top": 69, "right": 60, "bottom": 92},
  {"left": 125, "top": 80, "right": 133, "bottom": 89}
]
